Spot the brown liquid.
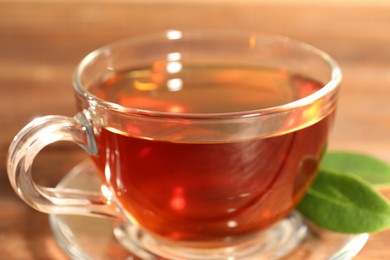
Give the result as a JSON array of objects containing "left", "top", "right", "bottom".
[{"left": 89, "top": 64, "right": 332, "bottom": 244}]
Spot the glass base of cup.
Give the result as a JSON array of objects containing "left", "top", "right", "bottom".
[
  {"left": 49, "top": 160, "right": 369, "bottom": 260},
  {"left": 114, "top": 212, "right": 307, "bottom": 259}
]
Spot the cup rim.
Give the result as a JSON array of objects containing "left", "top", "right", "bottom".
[{"left": 73, "top": 29, "right": 342, "bottom": 119}]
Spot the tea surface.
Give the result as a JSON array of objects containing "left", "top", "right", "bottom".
[{"left": 89, "top": 64, "right": 319, "bottom": 113}]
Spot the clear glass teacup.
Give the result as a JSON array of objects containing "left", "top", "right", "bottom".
[{"left": 7, "top": 30, "right": 341, "bottom": 259}]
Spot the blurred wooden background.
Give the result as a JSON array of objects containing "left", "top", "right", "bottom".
[{"left": 1, "top": 1, "right": 389, "bottom": 259}]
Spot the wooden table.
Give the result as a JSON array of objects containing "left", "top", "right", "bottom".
[{"left": 1, "top": 1, "right": 389, "bottom": 259}]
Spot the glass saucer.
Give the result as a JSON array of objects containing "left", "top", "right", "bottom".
[{"left": 49, "top": 160, "right": 369, "bottom": 260}]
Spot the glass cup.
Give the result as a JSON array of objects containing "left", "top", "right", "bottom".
[{"left": 7, "top": 30, "right": 341, "bottom": 259}]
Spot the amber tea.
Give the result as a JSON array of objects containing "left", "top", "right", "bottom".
[{"left": 89, "top": 64, "right": 333, "bottom": 243}]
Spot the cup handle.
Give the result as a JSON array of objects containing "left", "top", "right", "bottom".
[{"left": 7, "top": 112, "right": 125, "bottom": 221}]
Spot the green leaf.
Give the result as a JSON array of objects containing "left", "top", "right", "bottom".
[
  {"left": 297, "top": 169, "right": 390, "bottom": 234},
  {"left": 321, "top": 151, "right": 390, "bottom": 188}
]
